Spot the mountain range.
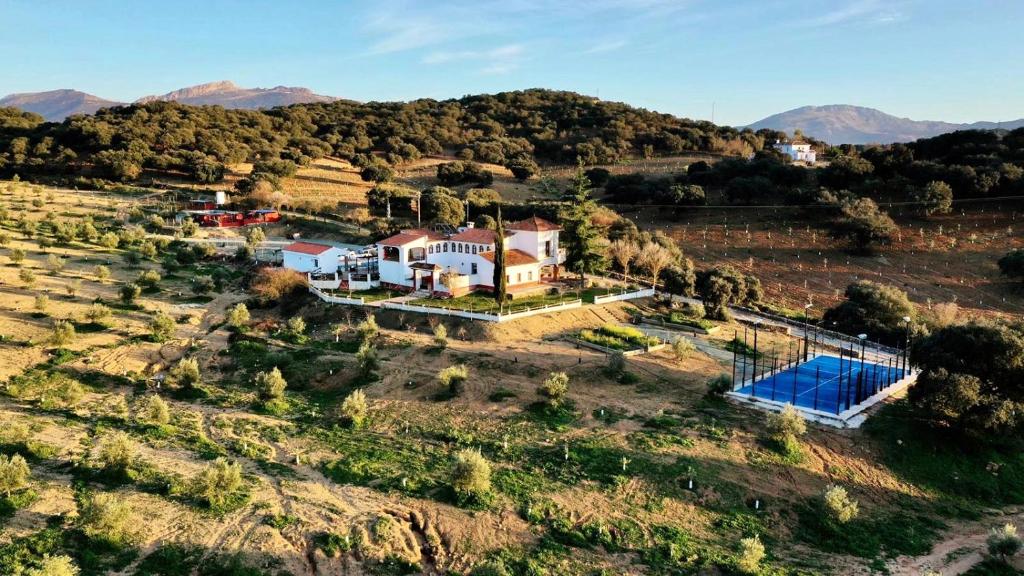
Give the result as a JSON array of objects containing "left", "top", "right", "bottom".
[
  {"left": 0, "top": 81, "right": 336, "bottom": 121},
  {"left": 746, "top": 104, "right": 1024, "bottom": 145}
]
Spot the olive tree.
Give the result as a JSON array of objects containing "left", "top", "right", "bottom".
[
  {"left": 340, "top": 389, "right": 368, "bottom": 429},
  {"left": 537, "top": 372, "right": 569, "bottom": 407},
  {"left": 192, "top": 458, "right": 243, "bottom": 509},
  {"left": 822, "top": 484, "right": 859, "bottom": 524},
  {"left": 0, "top": 453, "right": 31, "bottom": 496},
  {"left": 450, "top": 448, "right": 491, "bottom": 502},
  {"left": 78, "top": 492, "right": 136, "bottom": 547}
]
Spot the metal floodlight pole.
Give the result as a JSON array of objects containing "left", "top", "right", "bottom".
[
  {"left": 752, "top": 322, "right": 760, "bottom": 380},
  {"left": 803, "top": 303, "right": 812, "bottom": 362},
  {"left": 731, "top": 329, "right": 738, "bottom": 390},
  {"left": 791, "top": 363, "right": 799, "bottom": 405},
  {"left": 902, "top": 315, "right": 912, "bottom": 376}
]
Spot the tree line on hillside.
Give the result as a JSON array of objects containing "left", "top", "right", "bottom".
[{"left": 0, "top": 90, "right": 770, "bottom": 187}]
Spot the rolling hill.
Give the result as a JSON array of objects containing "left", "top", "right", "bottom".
[
  {"left": 0, "top": 89, "right": 123, "bottom": 122},
  {"left": 747, "top": 104, "right": 1024, "bottom": 145}
]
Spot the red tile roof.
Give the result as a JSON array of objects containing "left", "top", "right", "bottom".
[
  {"left": 449, "top": 228, "right": 504, "bottom": 243},
  {"left": 508, "top": 216, "right": 560, "bottom": 232},
  {"left": 283, "top": 241, "right": 334, "bottom": 255},
  {"left": 377, "top": 228, "right": 444, "bottom": 246},
  {"left": 479, "top": 249, "right": 538, "bottom": 266}
]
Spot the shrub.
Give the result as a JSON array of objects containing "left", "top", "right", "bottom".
[
  {"left": 193, "top": 275, "right": 214, "bottom": 295},
  {"left": 537, "top": 372, "right": 569, "bottom": 407},
  {"left": 766, "top": 405, "right": 806, "bottom": 456},
  {"left": 707, "top": 374, "right": 733, "bottom": 396},
  {"left": 451, "top": 448, "right": 491, "bottom": 502},
  {"left": 822, "top": 484, "right": 859, "bottom": 524},
  {"left": 737, "top": 535, "right": 765, "bottom": 574},
  {"left": 26, "top": 555, "right": 79, "bottom": 576},
  {"left": 433, "top": 323, "right": 448, "bottom": 348},
  {"left": 19, "top": 268, "right": 36, "bottom": 287},
  {"left": 987, "top": 523, "right": 1022, "bottom": 561},
  {"left": 7, "top": 372, "right": 86, "bottom": 410},
  {"left": 193, "top": 458, "right": 242, "bottom": 509},
  {"left": 286, "top": 315, "right": 306, "bottom": 336},
  {"left": 166, "top": 357, "right": 201, "bottom": 390},
  {"left": 607, "top": 350, "right": 626, "bottom": 374},
  {"left": 150, "top": 312, "right": 176, "bottom": 342},
  {"left": 356, "top": 342, "right": 379, "bottom": 378},
  {"left": 226, "top": 303, "right": 250, "bottom": 330},
  {"left": 356, "top": 315, "right": 379, "bottom": 342},
  {"left": 96, "top": 431, "right": 136, "bottom": 473},
  {"left": 340, "top": 389, "right": 368, "bottom": 429},
  {"left": 672, "top": 337, "right": 695, "bottom": 361},
  {"left": 137, "top": 269, "right": 161, "bottom": 289},
  {"left": 78, "top": 492, "right": 135, "bottom": 547},
  {"left": 95, "top": 265, "right": 110, "bottom": 282},
  {"left": 9, "top": 248, "right": 25, "bottom": 264},
  {"left": 137, "top": 395, "right": 170, "bottom": 427},
  {"left": 50, "top": 321, "right": 75, "bottom": 346},
  {"left": 34, "top": 295, "right": 49, "bottom": 312},
  {"left": 119, "top": 283, "right": 141, "bottom": 304},
  {"left": 251, "top": 268, "right": 306, "bottom": 303},
  {"left": 0, "top": 453, "right": 31, "bottom": 496},
  {"left": 254, "top": 367, "right": 287, "bottom": 402},
  {"left": 0, "top": 419, "right": 31, "bottom": 447},
  {"left": 46, "top": 254, "right": 64, "bottom": 273},
  {"left": 438, "top": 365, "right": 469, "bottom": 396},
  {"left": 84, "top": 303, "right": 113, "bottom": 326}
]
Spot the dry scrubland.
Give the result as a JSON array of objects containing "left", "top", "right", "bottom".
[
  {"left": 0, "top": 182, "right": 1021, "bottom": 576},
  {"left": 636, "top": 203, "right": 1024, "bottom": 319}
]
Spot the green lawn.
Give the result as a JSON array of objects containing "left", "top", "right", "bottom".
[
  {"left": 332, "top": 288, "right": 402, "bottom": 302},
  {"left": 408, "top": 291, "right": 579, "bottom": 314}
]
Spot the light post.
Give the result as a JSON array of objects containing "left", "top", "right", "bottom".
[
  {"left": 803, "top": 302, "right": 813, "bottom": 361},
  {"left": 857, "top": 333, "right": 867, "bottom": 404},
  {"left": 901, "top": 315, "right": 912, "bottom": 375}
]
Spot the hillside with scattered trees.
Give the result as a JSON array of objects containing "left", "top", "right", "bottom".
[{"left": 0, "top": 90, "right": 768, "bottom": 187}]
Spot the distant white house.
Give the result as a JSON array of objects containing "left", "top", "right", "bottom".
[
  {"left": 773, "top": 141, "right": 817, "bottom": 163},
  {"left": 375, "top": 216, "right": 564, "bottom": 297}
]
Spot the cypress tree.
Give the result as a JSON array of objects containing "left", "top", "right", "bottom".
[
  {"left": 493, "top": 207, "right": 507, "bottom": 304},
  {"left": 561, "top": 160, "right": 603, "bottom": 285}
]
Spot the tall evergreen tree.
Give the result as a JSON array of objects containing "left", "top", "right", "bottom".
[
  {"left": 561, "top": 160, "right": 603, "bottom": 284},
  {"left": 493, "top": 207, "right": 507, "bottom": 304}
]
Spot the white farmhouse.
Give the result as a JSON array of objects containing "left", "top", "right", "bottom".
[
  {"left": 281, "top": 241, "right": 345, "bottom": 273},
  {"left": 773, "top": 141, "right": 817, "bottom": 163},
  {"left": 376, "top": 216, "right": 564, "bottom": 297}
]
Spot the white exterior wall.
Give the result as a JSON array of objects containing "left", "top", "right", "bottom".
[
  {"left": 775, "top": 143, "right": 816, "bottom": 163},
  {"left": 378, "top": 237, "right": 430, "bottom": 288},
  {"left": 282, "top": 247, "right": 342, "bottom": 273}
]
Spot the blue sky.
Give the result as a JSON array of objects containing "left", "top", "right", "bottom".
[{"left": 1, "top": 0, "right": 1022, "bottom": 125}]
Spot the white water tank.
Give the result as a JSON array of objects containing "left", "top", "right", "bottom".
[{"left": 215, "top": 191, "right": 227, "bottom": 205}]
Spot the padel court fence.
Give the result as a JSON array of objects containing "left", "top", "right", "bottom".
[{"left": 729, "top": 322, "right": 913, "bottom": 416}]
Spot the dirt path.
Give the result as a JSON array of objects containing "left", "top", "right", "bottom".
[{"left": 889, "top": 508, "right": 1024, "bottom": 575}]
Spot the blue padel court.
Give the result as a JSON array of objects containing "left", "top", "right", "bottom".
[{"left": 734, "top": 355, "right": 908, "bottom": 414}]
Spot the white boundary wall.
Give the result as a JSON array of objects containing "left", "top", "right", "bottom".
[
  {"left": 381, "top": 299, "right": 582, "bottom": 323},
  {"left": 592, "top": 287, "right": 655, "bottom": 304},
  {"left": 308, "top": 286, "right": 366, "bottom": 306}
]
